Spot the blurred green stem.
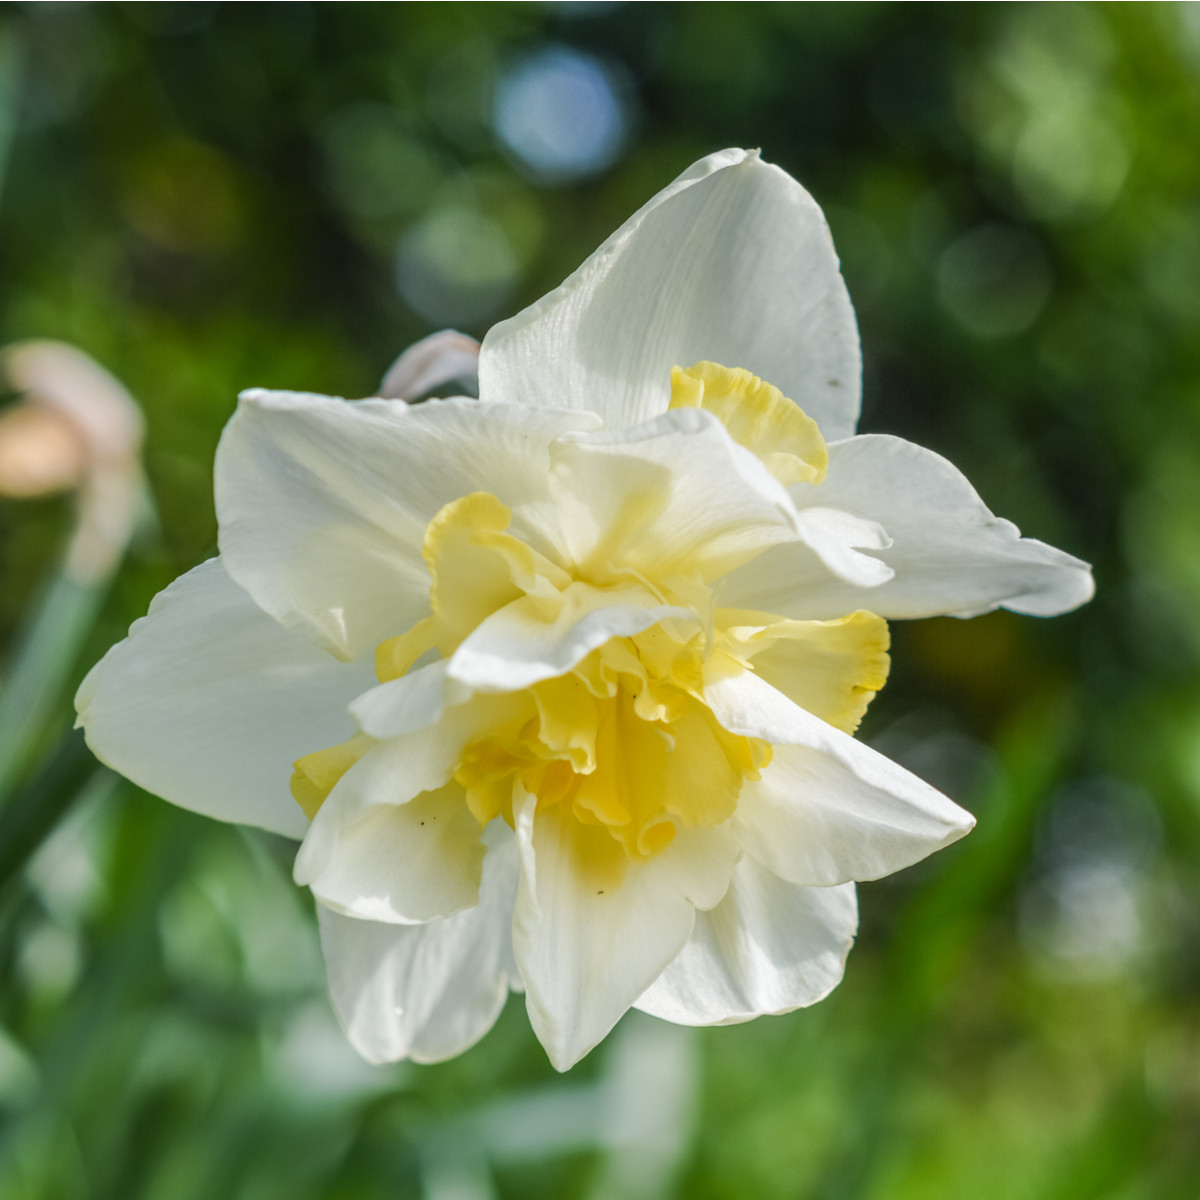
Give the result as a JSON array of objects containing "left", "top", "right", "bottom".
[
  {"left": 0, "top": 570, "right": 107, "bottom": 806},
  {"left": 0, "top": 24, "right": 21, "bottom": 205},
  {"left": 0, "top": 727, "right": 103, "bottom": 900}
]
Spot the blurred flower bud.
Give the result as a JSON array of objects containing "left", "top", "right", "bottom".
[
  {"left": 377, "top": 329, "right": 480, "bottom": 401},
  {"left": 0, "top": 341, "right": 146, "bottom": 584},
  {"left": 0, "top": 404, "right": 90, "bottom": 497}
]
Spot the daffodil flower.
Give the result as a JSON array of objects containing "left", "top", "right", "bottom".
[{"left": 76, "top": 149, "right": 1093, "bottom": 1071}]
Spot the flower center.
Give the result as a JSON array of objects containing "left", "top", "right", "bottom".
[
  {"left": 290, "top": 361, "right": 890, "bottom": 868},
  {"left": 451, "top": 623, "right": 772, "bottom": 863}
]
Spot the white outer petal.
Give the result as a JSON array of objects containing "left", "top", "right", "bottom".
[
  {"left": 350, "top": 660, "right": 473, "bottom": 739},
  {"left": 301, "top": 782, "right": 485, "bottom": 925},
  {"left": 721, "top": 434, "right": 1094, "bottom": 620},
  {"left": 75, "top": 558, "right": 373, "bottom": 839},
  {"left": 295, "top": 690, "right": 519, "bottom": 886},
  {"left": 511, "top": 789, "right": 738, "bottom": 1072},
  {"left": 636, "top": 864, "right": 858, "bottom": 1026},
  {"left": 215, "top": 390, "right": 599, "bottom": 659},
  {"left": 318, "top": 823, "right": 521, "bottom": 1065},
  {"left": 479, "top": 149, "right": 861, "bottom": 439},
  {"left": 705, "top": 669, "right": 974, "bottom": 886}
]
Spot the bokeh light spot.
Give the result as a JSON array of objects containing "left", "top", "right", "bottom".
[
  {"left": 936, "top": 224, "right": 1052, "bottom": 340},
  {"left": 318, "top": 103, "right": 443, "bottom": 222},
  {"left": 493, "top": 45, "right": 630, "bottom": 183},
  {"left": 395, "top": 206, "right": 518, "bottom": 327}
]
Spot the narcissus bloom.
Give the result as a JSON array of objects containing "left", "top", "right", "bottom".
[{"left": 77, "top": 149, "right": 1093, "bottom": 1070}]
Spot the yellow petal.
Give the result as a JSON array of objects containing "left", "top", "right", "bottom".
[
  {"left": 531, "top": 673, "right": 599, "bottom": 774},
  {"left": 376, "top": 491, "right": 573, "bottom": 680},
  {"left": 670, "top": 361, "right": 828, "bottom": 486},
  {"left": 375, "top": 615, "right": 440, "bottom": 682},
  {"left": 423, "top": 492, "right": 528, "bottom": 644},
  {"left": 722, "top": 608, "right": 890, "bottom": 735}
]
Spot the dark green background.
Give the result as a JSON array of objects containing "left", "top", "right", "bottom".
[{"left": 0, "top": 4, "right": 1197, "bottom": 1197}]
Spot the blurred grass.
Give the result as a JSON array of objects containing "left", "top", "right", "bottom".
[{"left": 0, "top": 3, "right": 1199, "bottom": 1198}]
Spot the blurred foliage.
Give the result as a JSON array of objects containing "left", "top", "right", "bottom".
[{"left": 0, "top": 3, "right": 1198, "bottom": 1198}]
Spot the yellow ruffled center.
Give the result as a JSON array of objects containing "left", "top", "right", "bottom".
[
  {"left": 290, "top": 361, "right": 889, "bottom": 866},
  {"left": 453, "top": 624, "right": 772, "bottom": 864}
]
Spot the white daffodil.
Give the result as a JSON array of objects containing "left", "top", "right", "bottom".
[{"left": 76, "top": 149, "right": 1093, "bottom": 1071}]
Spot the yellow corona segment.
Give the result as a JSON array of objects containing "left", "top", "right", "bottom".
[
  {"left": 376, "top": 491, "right": 570, "bottom": 682},
  {"left": 719, "top": 609, "right": 890, "bottom": 735},
  {"left": 291, "top": 366, "right": 890, "bottom": 864},
  {"left": 669, "top": 361, "right": 829, "bottom": 486},
  {"left": 290, "top": 732, "right": 375, "bottom": 820}
]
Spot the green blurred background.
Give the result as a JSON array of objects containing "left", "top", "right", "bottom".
[{"left": 0, "top": 3, "right": 1197, "bottom": 1197}]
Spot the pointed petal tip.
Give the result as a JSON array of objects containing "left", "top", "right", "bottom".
[
  {"left": 852, "top": 794, "right": 976, "bottom": 884},
  {"left": 971, "top": 553, "right": 1094, "bottom": 620},
  {"left": 943, "top": 805, "right": 977, "bottom": 844},
  {"left": 1043, "top": 558, "right": 1095, "bottom": 615},
  {"left": 527, "top": 1000, "right": 605, "bottom": 1073},
  {"left": 1078, "top": 566, "right": 1097, "bottom": 606}
]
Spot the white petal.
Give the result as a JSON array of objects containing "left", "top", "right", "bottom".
[
  {"left": 215, "top": 390, "right": 598, "bottom": 659},
  {"left": 75, "top": 558, "right": 373, "bottom": 839},
  {"left": 301, "top": 781, "right": 485, "bottom": 925},
  {"left": 706, "top": 670, "right": 974, "bottom": 885},
  {"left": 294, "top": 690, "right": 521, "bottom": 897},
  {"left": 377, "top": 329, "right": 480, "bottom": 401},
  {"left": 791, "top": 507, "right": 894, "bottom": 588},
  {"left": 550, "top": 407, "right": 800, "bottom": 582},
  {"left": 349, "top": 660, "right": 472, "bottom": 739},
  {"left": 721, "top": 435, "right": 1094, "bottom": 620},
  {"left": 512, "top": 789, "right": 724, "bottom": 1072},
  {"left": 479, "top": 149, "right": 860, "bottom": 439},
  {"left": 318, "top": 823, "right": 520, "bottom": 1065},
  {"left": 654, "top": 825, "right": 741, "bottom": 913},
  {"left": 448, "top": 582, "right": 695, "bottom": 694},
  {"left": 636, "top": 863, "right": 857, "bottom": 1026}
]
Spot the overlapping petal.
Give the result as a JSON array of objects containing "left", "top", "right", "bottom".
[
  {"left": 75, "top": 558, "right": 373, "bottom": 839},
  {"left": 722, "top": 609, "right": 890, "bottom": 734},
  {"left": 300, "top": 781, "right": 485, "bottom": 925},
  {"left": 294, "top": 689, "right": 525, "bottom": 892},
  {"left": 318, "top": 824, "right": 520, "bottom": 1065},
  {"left": 722, "top": 434, "right": 1094, "bottom": 620},
  {"left": 635, "top": 864, "right": 857, "bottom": 1026},
  {"left": 215, "top": 390, "right": 598, "bottom": 659},
  {"left": 479, "top": 149, "right": 861, "bottom": 440},
  {"left": 448, "top": 583, "right": 695, "bottom": 694},
  {"left": 550, "top": 407, "right": 802, "bottom": 584},
  {"left": 511, "top": 788, "right": 738, "bottom": 1071},
  {"left": 349, "top": 661, "right": 471, "bottom": 741},
  {"left": 705, "top": 669, "right": 975, "bottom": 885}
]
